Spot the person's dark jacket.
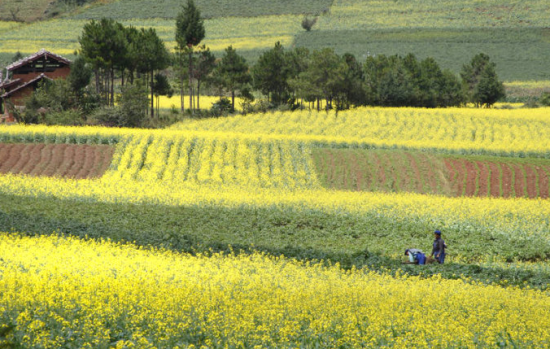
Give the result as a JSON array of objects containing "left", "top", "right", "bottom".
[{"left": 431, "top": 237, "right": 446, "bottom": 256}]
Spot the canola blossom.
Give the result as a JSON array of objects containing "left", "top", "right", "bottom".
[
  {"left": 1, "top": 173, "right": 549, "bottom": 255},
  {"left": 171, "top": 107, "right": 550, "bottom": 158},
  {"left": 1, "top": 123, "right": 550, "bottom": 254},
  {"left": 1, "top": 233, "right": 550, "bottom": 348}
]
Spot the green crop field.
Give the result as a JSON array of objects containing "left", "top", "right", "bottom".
[
  {"left": 73, "top": 0, "right": 333, "bottom": 19},
  {"left": 2, "top": 0, "right": 550, "bottom": 81}
]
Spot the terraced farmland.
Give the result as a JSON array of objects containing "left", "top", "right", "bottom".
[
  {"left": 0, "top": 143, "right": 114, "bottom": 179},
  {"left": 313, "top": 149, "right": 550, "bottom": 199}
]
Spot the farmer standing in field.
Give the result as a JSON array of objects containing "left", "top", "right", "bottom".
[{"left": 431, "top": 230, "right": 447, "bottom": 264}]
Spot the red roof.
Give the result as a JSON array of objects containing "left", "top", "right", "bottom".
[
  {"left": 1, "top": 74, "right": 52, "bottom": 98},
  {"left": 6, "top": 49, "right": 71, "bottom": 72}
]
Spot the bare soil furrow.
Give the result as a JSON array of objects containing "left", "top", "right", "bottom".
[
  {"left": 524, "top": 165, "right": 538, "bottom": 198},
  {"left": 537, "top": 166, "right": 549, "bottom": 199},
  {"left": 10, "top": 144, "right": 32, "bottom": 174},
  {"left": 513, "top": 164, "right": 526, "bottom": 198},
  {"left": 0, "top": 143, "right": 114, "bottom": 179},
  {"left": 21, "top": 143, "right": 45, "bottom": 175},
  {"left": 487, "top": 162, "right": 501, "bottom": 197},
  {"left": 464, "top": 160, "right": 477, "bottom": 196},
  {"left": 0, "top": 144, "right": 13, "bottom": 173},
  {"left": 500, "top": 163, "right": 513, "bottom": 198},
  {"left": 408, "top": 153, "right": 424, "bottom": 194},
  {"left": 68, "top": 144, "right": 87, "bottom": 178},
  {"left": 476, "top": 161, "right": 489, "bottom": 197}
]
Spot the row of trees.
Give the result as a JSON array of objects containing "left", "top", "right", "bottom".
[{"left": 21, "top": 0, "right": 505, "bottom": 127}]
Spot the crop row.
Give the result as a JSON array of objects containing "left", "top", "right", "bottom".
[
  {"left": 0, "top": 143, "right": 113, "bottom": 179},
  {"left": 1, "top": 232, "right": 549, "bottom": 348},
  {"left": 172, "top": 107, "right": 550, "bottom": 158},
  {"left": 313, "top": 148, "right": 550, "bottom": 199},
  {"left": 106, "top": 134, "right": 319, "bottom": 188}
]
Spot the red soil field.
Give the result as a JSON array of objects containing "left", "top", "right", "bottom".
[
  {"left": 0, "top": 143, "right": 114, "bottom": 179},
  {"left": 313, "top": 148, "right": 550, "bottom": 199}
]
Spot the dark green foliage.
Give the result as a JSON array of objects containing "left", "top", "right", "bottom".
[
  {"left": 210, "top": 97, "right": 232, "bottom": 116},
  {"left": 10, "top": 51, "right": 23, "bottom": 63},
  {"left": 193, "top": 46, "right": 216, "bottom": 110},
  {"left": 73, "top": 0, "right": 333, "bottom": 19},
  {"left": 68, "top": 56, "right": 92, "bottom": 99},
  {"left": 175, "top": 0, "right": 206, "bottom": 114},
  {"left": 461, "top": 53, "right": 505, "bottom": 107},
  {"left": 175, "top": 0, "right": 205, "bottom": 49},
  {"left": 364, "top": 53, "right": 464, "bottom": 107},
  {"left": 78, "top": 18, "right": 128, "bottom": 105},
  {"left": 23, "top": 79, "right": 84, "bottom": 125},
  {"left": 214, "top": 46, "right": 251, "bottom": 111},
  {"left": 1, "top": 193, "right": 549, "bottom": 290},
  {"left": 136, "top": 27, "right": 171, "bottom": 117},
  {"left": 252, "top": 42, "right": 292, "bottom": 105},
  {"left": 117, "top": 79, "right": 149, "bottom": 127},
  {"left": 540, "top": 92, "right": 550, "bottom": 106},
  {"left": 301, "top": 17, "right": 317, "bottom": 32}
]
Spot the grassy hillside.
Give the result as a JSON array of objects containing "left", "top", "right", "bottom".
[
  {"left": 0, "top": 0, "right": 55, "bottom": 22},
  {"left": 1, "top": 0, "right": 550, "bottom": 81},
  {"left": 73, "top": 0, "right": 333, "bottom": 19}
]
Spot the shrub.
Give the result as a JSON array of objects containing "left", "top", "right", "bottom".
[
  {"left": 301, "top": 17, "right": 318, "bottom": 31},
  {"left": 540, "top": 92, "right": 550, "bottom": 106}
]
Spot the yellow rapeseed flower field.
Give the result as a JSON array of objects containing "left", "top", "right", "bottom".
[
  {"left": 1, "top": 232, "right": 549, "bottom": 348},
  {"left": 171, "top": 107, "right": 550, "bottom": 157}
]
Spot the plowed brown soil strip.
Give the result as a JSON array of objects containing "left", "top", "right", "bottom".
[
  {"left": 513, "top": 164, "right": 526, "bottom": 198},
  {"left": 536, "top": 166, "right": 549, "bottom": 199},
  {"left": 476, "top": 161, "right": 489, "bottom": 197},
  {"left": 464, "top": 160, "right": 477, "bottom": 196},
  {"left": 408, "top": 153, "right": 424, "bottom": 194},
  {"left": 501, "top": 163, "right": 513, "bottom": 198},
  {"left": 0, "top": 143, "right": 114, "bottom": 179},
  {"left": 312, "top": 149, "right": 550, "bottom": 199},
  {"left": 487, "top": 162, "right": 501, "bottom": 197},
  {"left": 524, "top": 165, "right": 538, "bottom": 198}
]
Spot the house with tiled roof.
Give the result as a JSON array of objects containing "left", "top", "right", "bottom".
[{"left": 0, "top": 49, "right": 71, "bottom": 123}]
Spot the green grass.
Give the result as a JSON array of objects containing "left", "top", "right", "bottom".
[
  {"left": 72, "top": 0, "right": 334, "bottom": 19},
  {"left": 2, "top": 192, "right": 550, "bottom": 290},
  {"left": 0, "top": 0, "right": 55, "bottom": 22},
  {"left": 295, "top": 28, "right": 550, "bottom": 81},
  {"left": 319, "top": 0, "right": 550, "bottom": 30}
]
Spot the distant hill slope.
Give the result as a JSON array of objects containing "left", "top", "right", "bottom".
[
  {"left": 0, "top": 0, "right": 62, "bottom": 22},
  {"left": 1, "top": 0, "right": 550, "bottom": 82},
  {"left": 73, "top": 0, "right": 333, "bottom": 19}
]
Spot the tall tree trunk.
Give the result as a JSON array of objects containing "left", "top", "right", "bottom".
[
  {"left": 188, "top": 49, "right": 193, "bottom": 114},
  {"left": 316, "top": 98, "right": 320, "bottom": 112},
  {"left": 180, "top": 75, "right": 185, "bottom": 112},
  {"left": 94, "top": 68, "right": 100, "bottom": 95},
  {"left": 110, "top": 67, "right": 115, "bottom": 107},
  {"left": 121, "top": 70, "right": 125, "bottom": 87},
  {"left": 104, "top": 69, "right": 109, "bottom": 106},
  {"left": 150, "top": 70, "right": 154, "bottom": 118},
  {"left": 197, "top": 81, "right": 201, "bottom": 110},
  {"left": 231, "top": 90, "right": 235, "bottom": 111}
]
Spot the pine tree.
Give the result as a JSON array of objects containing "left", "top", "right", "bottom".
[{"left": 175, "top": 0, "right": 205, "bottom": 113}]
